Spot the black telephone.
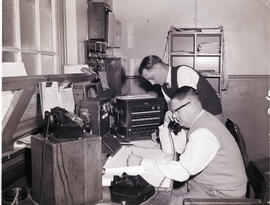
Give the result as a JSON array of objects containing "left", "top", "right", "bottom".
[
  {"left": 110, "top": 173, "right": 155, "bottom": 205},
  {"left": 168, "top": 120, "right": 185, "bottom": 135},
  {"left": 44, "top": 107, "right": 85, "bottom": 139}
]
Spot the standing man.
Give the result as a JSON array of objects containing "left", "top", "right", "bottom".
[{"left": 138, "top": 55, "right": 223, "bottom": 119}]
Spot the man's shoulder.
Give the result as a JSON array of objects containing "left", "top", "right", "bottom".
[
  {"left": 193, "top": 111, "right": 224, "bottom": 129},
  {"left": 176, "top": 65, "right": 198, "bottom": 75}
]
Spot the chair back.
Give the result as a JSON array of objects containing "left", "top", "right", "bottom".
[
  {"left": 225, "top": 119, "right": 249, "bottom": 168},
  {"left": 246, "top": 157, "right": 269, "bottom": 203}
]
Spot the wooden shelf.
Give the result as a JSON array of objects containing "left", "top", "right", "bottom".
[{"left": 168, "top": 26, "right": 224, "bottom": 95}]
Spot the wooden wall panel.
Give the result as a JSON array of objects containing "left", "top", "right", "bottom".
[{"left": 222, "top": 76, "right": 270, "bottom": 157}]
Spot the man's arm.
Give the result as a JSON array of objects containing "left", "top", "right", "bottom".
[{"left": 142, "top": 128, "right": 220, "bottom": 182}]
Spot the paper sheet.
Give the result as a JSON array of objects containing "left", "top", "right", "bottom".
[
  {"left": 103, "top": 140, "right": 171, "bottom": 188},
  {"left": 39, "top": 82, "right": 75, "bottom": 118}
]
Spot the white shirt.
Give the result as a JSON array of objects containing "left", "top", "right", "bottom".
[
  {"left": 141, "top": 113, "right": 220, "bottom": 182},
  {"left": 162, "top": 66, "right": 200, "bottom": 103}
]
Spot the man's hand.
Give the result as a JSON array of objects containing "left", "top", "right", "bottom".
[
  {"left": 127, "top": 152, "right": 143, "bottom": 166},
  {"left": 164, "top": 111, "right": 173, "bottom": 127}
]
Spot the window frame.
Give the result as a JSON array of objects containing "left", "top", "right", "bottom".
[{"left": 2, "top": 0, "right": 63, "bottom": 75}]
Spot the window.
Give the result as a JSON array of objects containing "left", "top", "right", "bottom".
[{"left": 2, "top": 0, "right": 63, "bottom": 75}]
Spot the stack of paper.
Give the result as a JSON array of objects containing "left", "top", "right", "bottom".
[
  {"left": 103, "top": 140, "right": 171, "bottom": 189},
  {"left": 197, "top": 41, "right": 220, "bottom": 53}
]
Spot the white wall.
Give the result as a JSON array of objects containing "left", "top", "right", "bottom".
[
  {"left": 65, "top": 0, "right": 78, "bottom": 64},
  {"left": 76, "top": 0, "right": 88, "bottom": 64},
  {"left": 113, "top": 0, "right": 270, "bottom": 75}
]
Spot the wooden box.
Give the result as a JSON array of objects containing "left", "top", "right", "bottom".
[{"left": 31, "top": 134, "right": 102, "bottom": 205}]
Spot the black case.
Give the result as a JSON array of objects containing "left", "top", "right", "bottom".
[{"left": 110, "top": 173, "right": 155, "bottom": 205}]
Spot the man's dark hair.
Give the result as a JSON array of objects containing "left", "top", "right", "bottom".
[
  {"left": 138, "top": 55, "right": 163, "bottom": 76},
  {"left": 171, "top": 86, "right": 199, "bottom": 101}
]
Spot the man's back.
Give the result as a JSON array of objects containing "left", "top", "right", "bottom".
[{"left": 188, "top": 111, "right": 247, "bottom": 197}]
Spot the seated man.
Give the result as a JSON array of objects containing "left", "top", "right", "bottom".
[{"left": 130, "top": 86, "right": 247, "bottom": 205}]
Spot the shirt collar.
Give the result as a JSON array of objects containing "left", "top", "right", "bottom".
[
  {"left": 190, "top": 110, "right": 205, "bottom": 128},
  {"left": 165, "top": 66, "right": 172, "bottom": 87}
]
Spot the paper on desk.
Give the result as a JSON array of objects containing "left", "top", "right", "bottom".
[{"left": 103, "top": 141, "right": 171, "bottom": 188}]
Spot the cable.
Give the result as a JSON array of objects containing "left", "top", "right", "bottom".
[
  {"left": 141, "top": 129, "right": 176, "bottom": 204},
  {"left": 168, "top": 131, "right": 177, "bottom": 161},
  {"left": 50, "top": 135, "right": 74, "bottom": 205},
  {"left": 41, "top": 113, "right": 69, "bottom": 205},
  {"left": 140, "top": 175, "right": 167, "bottom": 205},
  {"left": 48, "top": 136, "right": 68, "bottom": 205},
  {"left": 129, "top": 144, "right": 160, "bottom": 149},
  {"left": 39, "top": 113, "right": 51, "bottom": 205},
  {"left": 58, "top": 139, "right": 74, "bottom": 205},
  {"left": 10, "top": 188, "right": 19, "bottom": 205},
  {"left": 39, "top": 137, "right": 47, "bottom": 205}
]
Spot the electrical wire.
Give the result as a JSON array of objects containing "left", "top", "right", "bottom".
[
  {"left": 50, "top": 135, "right": 74, "bottom": 205},
  {"left": 140, "top": 176, "right": 167, "bottom": 205},
  {"left": 168, "top": 130, "right": 176, "bottom": 161},
  {"left": 39, "top": 137, "right": 47, "bottom": 205},
  {"left": 141, "top": 129, "right": 177, "bottom": 204},
  {"left": 129, "top": 144, "right": 160, "bottom": 150},
  {"left": 41, "top": 113, "right": 71, "bottom": 205},
  {"left": 57, "top": 138, "right": 74, "bottom": 205},
  {"left": 39, "top": 114, "right": 51, "bottom": 205},
  {"left": 48, "top": 136, "right": 68, "bottom": 205},
  {"left": 10, "top": 188, "right": 19, "bottom": 205}
]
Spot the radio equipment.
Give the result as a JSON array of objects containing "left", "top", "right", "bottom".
[
  {"left": 79, "top": 98, "right": 111, "bottom": 136},
  {"left": 115, "top": 95, "right": 165, "bottom": 140}
]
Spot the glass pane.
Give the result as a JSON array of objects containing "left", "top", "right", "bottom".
[
  {"left": 22, "top": 53, "right": 38, "bottom": 75},
  {"left": 41, "top": 55, "right": 53, "bottom": 74},
  {"left": 2, "top": 0, "right": 16, "bottom": 47},
  {"left": 20, "top": 0, "right": 37, "bottom": 49},
  {"left": 2, "top": 51, "right": 16, "bottom": 62},
  {"left": 40, "top": 0, "right": 53, "bottom": 51}
]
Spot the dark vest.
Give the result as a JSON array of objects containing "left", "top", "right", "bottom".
[{"left": 162, "top": 66, "right": 222, "bottom": 115}]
